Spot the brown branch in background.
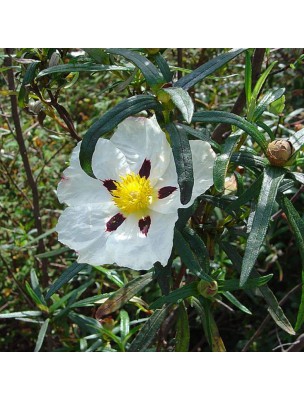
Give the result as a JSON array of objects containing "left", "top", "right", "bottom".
[
  {"left": 241, "top": 283, "right": 301, "bottom": 352},
  {"left": 177, "top": 48, "right": 183, "bottom": 80},
  {"left": 4, "top": 48, "right": 49, "bottom": 288},
  {"left": 212, "top": 48, "right": 266, "bottom": 144}
]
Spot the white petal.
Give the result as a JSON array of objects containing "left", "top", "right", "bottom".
[
  {"left": 92, "top": 138, "right": 130, "bottom": 181},
  {"left": 106, "top": 211, "right": 178, "bottom": 270},
  {"left": 57, "top": 142, "right": 112, "bottom": 206},
  {"left": 56, "top": 203, "right": 117, "bottom": 266},
  {"left": 190, "top": 140, "right": 216, "bottom": 199},
  {"left": 110, "top": 116, "right": 171, "bottom": 184}
]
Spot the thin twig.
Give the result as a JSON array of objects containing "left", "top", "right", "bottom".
[
  {"left": 241, "top": 283, "right": 301, "bottom": 351},
  {"left": 4, "top": 48, "right": 49, "bottom": 287}
]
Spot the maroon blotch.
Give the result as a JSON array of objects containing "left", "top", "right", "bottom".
[
  {"left": 158, "top": 186, "right": 177, "bottom": 199},
  {"left": 138, "top": 216, "right": 151, "bottom": 236},
  {"left": 103, "top": 179, "right": 117, "bottom": 193},
  {"left": 106, "top": 213, "right": 126, "bottom": 232},
  {"left": 138, "top": 159, "right": 151, "bottom": 179}
]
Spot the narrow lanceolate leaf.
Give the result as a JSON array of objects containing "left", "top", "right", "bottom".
[
  {"left": 220, "top": 241, "right": 295, "bottom": 335},
  {"left": 193, "top": 111, "right": 268, "bottom": 153},
  {"left": 18, "top": 61, "right": 40, "bottom": 107},
  {"left": 280, "top": 195, "right": 304, "bottom": 331},
  {"left": 175, "top": 303, "right": 190, "bottom": 352},
  {"left": 37, "top": 63, "right": 131, "bottom": 78},
  {"left": 245, "top": 51, "right": 252, "bottom": 109},
  {"left": 166, "top": 123, "right": 193, "bottom": 204},
  {"left": 253, "top": 88, "right": 285, "bottom": 121},
  {"left": 182, "top": 227, "right": 210, "bottom": 273},
  {"left": 34, "top": 319, "right": 49, "bottom": 352},
  {"left": 150, "top": 282, "right": 199, "bottom": 309},
  {"left": 25, "top": 282, "right": 48, "bottom": 312},
  {"left": 289, "top": 127, "right": 304, "bottom": 154},
  {"left": 288, "top": 171, "right": 304, "bottom": 185},
  {"left": 0, "top": 311, "right": 42, "bottom": 319},
  {"left": 163, "top": 87, "right": 194, "bottom": 123},
  {"left": 174, "top": 229, "right": 213, "bottom": 282},
  {"left": 231, "top": 151, "right": 267, "bottom": 172},
  {"left": 107, "top": 48, "right": 165, "bottom": 88},
  {"left": 218, "top": 274, "right": 273, "bottom": 292},
  {"left": 128, "top": 306, "right": 169, "bottom": 352},
  {"left": 95, "top": 272, "right": 154, "bottom": 319},
  {"left": 174, "top": 48, "right": 245, "bottom": 90},
  {"left": 80, "top": 95, "right": 162, "bottom": 178},
  {"left": 45, "top": 262, "right": 87, "bottom": 300},
  {"left": 177, "top": 124, "right": 221, "bottom": 151},
  {"left": 154, "top": 53, "right": 173, "bottom": 82},
  {"left": 240, "top": 166, "right": 285, "bottom": 286},
  {"left": 222, "top": 292, "right": 252, "bottom": 314},
  {"left": 30, "top": 268, "right": 44, "bottom": 303},
  {"left": 213, "top": 132, "right": 242, "bottom": 192}
]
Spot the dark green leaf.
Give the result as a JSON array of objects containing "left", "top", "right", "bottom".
[
  {"left": 230, "top": 151, "right": 267, "bottom": 172},
  {"left": 107, "top": 48, "right": 165, "bottom": 88},
  {"left": 175, "top": 303, "right": 190, "bottom": 351},
  {"left": 240, "top": 166, "right": 285, "bottom": 285},
  {"left": 245, "top": 51, "right": 252, "bottom": 108},
  {"left": 166, "top": 123, "right": 193, "bottom": 204},
  {"left": 213, "top": 132, "right": 242, "bottom": 192},
  {"left": 182, "top": 226, "right": 210, "bottom": 273},
  {"left": 163, "top": 87, "right": 194, "bottom": 123},
  {"left": 289, "top": 127, "right": 304, "bottom": 154},
  {"left": 45, "top": 262, "right": 87, "bottom": 300},
  {"left": 25, "top": 282, "right": 48, "bottom": 311},
  {"left": 84, "top": 48, "right": 109, "bottom": 64},
  {"left": 288, "top": 171, "right": 304, "bottom": 185},
  {"left": 218, "top": 274, "right": 273, "bottom": 292},
  {"left": 95, "top": 272, "right": 154, "bottom": 319},
  {"left": 80, "top": 95, "right": 162, "bottom": 178},
  {"left": 222, "top": 292, "right": 252, "bottom": 314},
  {"left": 119, "top": 310, "right": 130, "bottom": 340},
  {"left": 150, "top": 282, "right": 198, "bottom": 309},
  {"left": 154, "top": 53, "right": 173, "bottom": 82},
  {"left": 177, "top": 124, "right": 221, "bottom": 151},
  {"left": 253, "top": 88, "right": 285, "bottom": 121},
  {"left": 18, "top": 61, "right": 40, "bottom": 107},
  {"left": 37, "top": 63, "right": 130, "bottom": 78},
  {"left": 193, "top": 111, "right": 268, "bottom": 153},
  {"left": 280, "top": 195, "right": 304, "bottom": 331},
  {"left": 69, "top": 312, "right": 102, "bottom": 334},
  {"left": 128, "top": 306, "right": 169, "bottom": 352},
  {"left": 0, "top": 311, "right": 42, "bottom": 319},
  {"left": 30, "top": 268, "right": 44, "bottom": 303},
  {"left": 173, "top": 229, "right": 213, "bottom": 282},
  {"left": 34, "top": 319, "right": 49, "bottom": 352},
  {"left": 174, "top": 48, "right": 245, "bottom": 90}
]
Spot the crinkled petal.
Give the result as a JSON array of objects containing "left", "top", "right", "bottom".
[
  {"left": 106, "top": 211, "right": 178, "bottom": 270},
  {"left": 57, "top": 142, "right": 112, "bottom": 206},
  {"left": 56, "top": 203, "right": 117, "bottom": 266},
  {"left": 110, "top": 116, "right": 171, "bottom": 184}
]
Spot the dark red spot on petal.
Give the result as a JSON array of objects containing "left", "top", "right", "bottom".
[
  {"left": 138, "top": 216, "right": 151, "bottom": 236},
  {"left": 103, "top": 179, "right": 117, "bottom": 193},
  {"left": 138, "top": 159, "right": 151, "bottom": 179},
  {"left": 162, "top": 82, "right": 173, "bottom": 88},
  {"left": 158, "top": 186, "right": 177, "bottom": 199},
  {"left": 106, "top": 213, "right": 126, "bottom": 232},
  {"left": 61, "top": 175, "right": 69, "bottom": 182}
]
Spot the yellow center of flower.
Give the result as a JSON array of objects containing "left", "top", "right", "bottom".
[{"left": 111, "top": 173, "right": 156, "bottom": 215}]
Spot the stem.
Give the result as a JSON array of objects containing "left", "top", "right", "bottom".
[{"left": 4, "top": 48, "right": 49, "bottom": 288}]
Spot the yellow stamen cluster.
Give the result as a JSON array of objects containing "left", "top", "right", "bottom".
[{"left": 112, "top": 173, "right": 156, "bottom": 215}]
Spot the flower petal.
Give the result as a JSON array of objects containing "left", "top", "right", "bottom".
[
  {"left": 56, "top": 203, "right": 117, "bottom": 266},
  {"left": 106, "top": 211, "right": 178, "bottom": 270},
  {"left": 110, "top": 116, "right": 171, "bottom": 184},
  {"left": 57, "top": 142, "right": 111, "bottom": 206}
]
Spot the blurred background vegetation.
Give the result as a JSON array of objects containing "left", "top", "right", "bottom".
[{"left": 0, "top": 48, "right": 303, "bottom": 351}]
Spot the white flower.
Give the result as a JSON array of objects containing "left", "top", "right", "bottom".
[{"left": 56, "top": 116, "right": 216, "bottom": 270}]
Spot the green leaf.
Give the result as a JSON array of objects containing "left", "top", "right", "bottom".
[
  {"left": 154, "top": 53, "right": 173, "bottom": 82},
  {"left": 37, "top": 63, "right": 130, "bottom": 78},
  {"left": 218, "top": 274, "right": 273, "bottom": 292},
  {"left": 0, "top": 311, "right": 42, "bottom": 319},
  {"left": 45, "top": 262, "right": 87, "bottom": 300},
  {"left": 84, "top": 48, "right": 109, "bottom": 64},
  {"left": 175, "top": 303, "right": 190, "bottom": 352},
  {"left": 69, "top": 312, "right": 101, "bottom": 334},
  {"left": 25, "top": 282, "right": 48, "bottom": 312},
  {"left": 193, "top": 111, "right": 268, "bottom": 153},
  {"left": 173, "top": 229, "right": 213, "bottom": 282},
  {"left": 36, "top": 246, "right": 70, "bottom": 259},
  {"left": 230, "top": 151, "right": 267, "bottom": 171},
  {"left": 182, "top": 226, "right": 210, "bottom": 273},
  {"left": 240, "top": 166, "right": 285, "bottom": 286},
  {"left": 220, "top": 241, "right": 295, "bottom": 335},
  {"left": 34, "top": 319, "right": 49, "bottom": 352},
  {"left": 288, "top": 171, "right": 304, "bottom": 185},
  {"left": 163, "top": 87, "right": 194, "bottom": 123},
  {"left": 92, "top": 265, "right": 124, "bottom": 288},
  {"left": 80, "top": 94, "right": 162, "bottom": 178},
  {"left": 253, "top": 88, "right": 285, "bottom": 121},
  {"left": 174, "top": 48, "right": 245, "bottom": 90},
  {"left": 245, "top": 51, "right": 252, "bottom": 108},
  {"left": 119, "top": 310, "right": 130, "bottom": 340},
  {"left": 18, "top": 61, "right": 40, "bottom": 107},
  {"left": 165, "top": 123, "right": 194, "bottom": 204},
  {"left": 247, "top": 61, "right": 277, "bottom": 120},
  {"left": 30, "top": 268, "right": 44, "bottom": 302},
  {"left": 213, "top": 132, "right": 242, "bottom": 192},
  {"left": 95, "top": 272, "right": 154, "bottom": 319},
  {"left": 128, "top": 306, "right": 169, "bottom": 352},
  {"left": 222, "top": 292, "right": 252, "bottom": 314},
  {"left": 150, "top": 282, "right": 199, "bottom": 309},
  {"left": 289, "top": 127, "right": 304, "bottom": 154},
  {"left": 177, "top": 123, "right": 221, "bottom": 151},
  {"left": 280, "top": 195, "right": 304, "bottom": 331},
  {"left": 107, "top": 48, "right": 165, "bottom": 88}
]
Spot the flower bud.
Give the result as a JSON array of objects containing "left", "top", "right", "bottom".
[
  {"left": 197, "top": 280, "right": 218, "bottom": 298},
  {"left": 266, "top": 139, "right": 293, "bottom": 166}
]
